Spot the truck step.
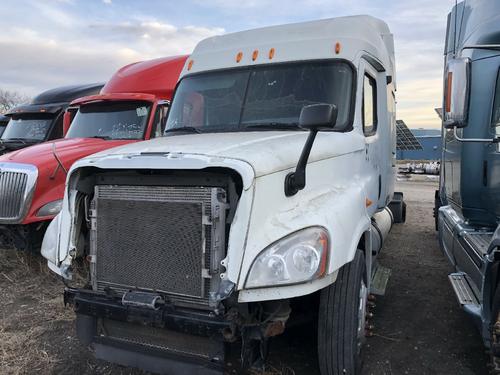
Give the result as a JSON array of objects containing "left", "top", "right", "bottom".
[
  {"left": 370, "top": 265, "right": 391, "bottom": 296},
  {"left": 448, "top": 273, "right": 480, "bottom": 307}
]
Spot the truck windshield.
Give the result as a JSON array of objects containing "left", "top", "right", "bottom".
[
  {"left": 66, "top": 101, "right": 151, "bottom": 140},
  {"left": 165, "top": 61, "right": 353, "bottom": 133},
  {"left": 1, "top": 116, "right": 54, "bottom": 141}
]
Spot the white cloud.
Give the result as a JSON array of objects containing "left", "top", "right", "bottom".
[
  {"left": 0, "top": 20, "right": 223, "bottom": 96},
  {"left": 0, "top": 0, "right": 454, "bottom": 128}
]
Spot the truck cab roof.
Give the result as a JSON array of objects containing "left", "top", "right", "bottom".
[
  {"left": 183, "top": 15, "right": 395, "bottom": 85},
  {"left": 100, "top": 55, "right": 188, "bottom": 100},
  {"left": 5, "top": 83, "right": 104, "bottom": 116}
]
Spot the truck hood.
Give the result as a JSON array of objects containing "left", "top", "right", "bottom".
[
  {"left": 85, "top": 131, "right": 364, "bottom": 178},
  {"left": 0, "top": 138, "right": 134, "bottom": 170}
]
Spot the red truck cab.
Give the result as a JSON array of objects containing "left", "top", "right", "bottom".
[{"left": 0, "top": 55, "right": 188, "bottom": 251}]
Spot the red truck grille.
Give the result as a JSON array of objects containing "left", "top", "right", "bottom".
[{"left": 0, "top": 163, "right": 37, "bottom": 223}]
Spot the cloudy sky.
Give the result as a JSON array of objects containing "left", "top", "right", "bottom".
[{"left": 0, "top": 0, "right": 454, "bottom": 128}]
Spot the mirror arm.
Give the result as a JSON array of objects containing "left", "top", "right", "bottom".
[
  {"left": 284, "top": 130, "right": 318, "bottom": 197},
  {"left": 453, "top": 126, "right": 500, "bottom": 143}
]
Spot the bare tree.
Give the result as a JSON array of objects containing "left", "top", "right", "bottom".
[{"left": 0, "top": 89, "right": 30, "bottom": 114}]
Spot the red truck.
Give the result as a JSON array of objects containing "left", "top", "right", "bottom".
[{"left": 0, "top": 55, "right": 187, "bottom": 251}]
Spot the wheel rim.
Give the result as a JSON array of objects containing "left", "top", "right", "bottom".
[{"left": 357, "top": 280, "right": 368, "bottom": 352}]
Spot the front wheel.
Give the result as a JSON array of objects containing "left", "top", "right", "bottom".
[{"left": 317, "top": 250, "right": 367, "bottom": 375}]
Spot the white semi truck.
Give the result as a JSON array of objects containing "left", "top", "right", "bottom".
[{"left": 42, "top": 16, "right": 404, "bottom": 374}]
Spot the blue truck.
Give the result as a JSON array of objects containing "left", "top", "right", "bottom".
[{"left": 436, "top": 0, "right": 500, "bottom": 369}]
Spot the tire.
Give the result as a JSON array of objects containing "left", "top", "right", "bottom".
[
  {"left": 318, "top": 250, "right": 367, "bottom": 375},
  {"left": 490, "top": 285, "right": 500, "bottom": 373},
  {"left": 434, "top": 190, "right": 440, "bottom": 231}
]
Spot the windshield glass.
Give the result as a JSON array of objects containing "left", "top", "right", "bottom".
[
  {"left": 66, "top": 101, "right": 151, "bottom": 140},
  {"left": 2, "top": 116, "right": 54, "bottom": 141},
  {"left": 165, "top": 61, "right": 353, "bottom": 133}
]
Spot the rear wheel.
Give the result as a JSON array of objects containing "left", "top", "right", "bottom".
[
  {"left": 490, "top": 285, "right": 500, "bottom": 373},
  {"left": 318, "top": 250, "right": 367, "bottom": 375}
]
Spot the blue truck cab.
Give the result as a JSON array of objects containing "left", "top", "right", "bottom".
[{"left": 437, "top": 0, "right": 500, "bottom": 366}]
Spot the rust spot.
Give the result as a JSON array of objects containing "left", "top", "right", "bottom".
[{"left": 263, "top": 320, "right": 285, "bottom": 337}]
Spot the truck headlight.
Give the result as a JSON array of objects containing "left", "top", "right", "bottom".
[
  {"left": 245, "top": 227, "right": 329, "bottom": 289},
  {"left": 37, "top": 199, "right": 63, "bottom": 217}
]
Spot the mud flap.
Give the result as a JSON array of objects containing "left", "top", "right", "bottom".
[{"left": 388, "top": 192, "right": 406, "bottom": 224}]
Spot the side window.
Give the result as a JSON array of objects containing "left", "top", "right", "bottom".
[
  {"left": 152, "top": 104, "right": 169, "bottom": 138},
  {"left": 491, "top": 70, "right": 500, "bottom": 137},
  {"left": 362, "top": 73, "right": 377, "bottom": 136}
]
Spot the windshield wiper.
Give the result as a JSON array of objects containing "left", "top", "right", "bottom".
[
  {"left": 164, "top": 127, "right": 202, "bottom": 135},
  {"left": 87, "top": 135, "right": 113, "bottom": 140},
  {"left": 0, "top": 138, "right": 35, "bottom": 144},
  {"left": 243, "top": 122, "right": 303, "bottom": 131}
]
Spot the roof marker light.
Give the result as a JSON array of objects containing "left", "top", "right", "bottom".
[
  {"left": 236, "top": 52, "right": 243, "bottom": 63},
  {"left": 269, "top": 48, "right": 275, "bottom": 60},
  {"left": 335, "top": 42, "right": 341, "bottom": 55},
  {"left": 187, "top": 59, "right": 194, "bottom": 71},
  {"left": 252, "top": 50, "right": 259, "bottom": 61}
]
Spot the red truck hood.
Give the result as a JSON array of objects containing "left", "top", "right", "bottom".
[
  {"left": 0, "top": 137, "right": 137, "bottom": 224},
  {"left": 0, "top": 137, "right": 135, "bottom": 168}
]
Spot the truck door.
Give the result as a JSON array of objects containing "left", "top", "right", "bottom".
[{"left": 359, "top": 59, "right": 387, "bottom": 208}]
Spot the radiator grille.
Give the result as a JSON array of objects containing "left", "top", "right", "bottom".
[
  {"left": 92, "top": 185, "right": 226, "bottom": 306},
  {"left": 0, "top": 171, "right": 28, "bottom": 220}
]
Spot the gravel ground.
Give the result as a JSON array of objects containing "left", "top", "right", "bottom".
[{"left": 0, "top": 179, "right": 489, "bottom": 374}]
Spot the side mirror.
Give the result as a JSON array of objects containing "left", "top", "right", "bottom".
[
  {"left": 285, "top": 104, "right": 337, "bottom": 197},
  {"left": 299, "top": 103, "right": 338, "bottom": 131},
  {"left": 443, "top": 120, "right": 459, "bottom": 129},
  {"left": 443, "top": 57, "right": 470, "bottom": 129}
]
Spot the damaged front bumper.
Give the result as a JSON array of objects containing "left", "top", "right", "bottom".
[{"left": 64, "top": 288, "right": 228, "bottom": 374}]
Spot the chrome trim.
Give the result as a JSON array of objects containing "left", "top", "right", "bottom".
[{"left": 0, "top": 162, "right": 38, "bottom": 224}]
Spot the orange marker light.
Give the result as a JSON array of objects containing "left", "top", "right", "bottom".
[
  {"left": 318, "top": 232, "right": 329, "bottom": 277},
  {"left": 236, "top": 52, "right": 243, "bottom": 63},
  {"left": 335, "top": 42, "right": 341, "bottom": 55},
  {"left": 269, "top": 48, "right": 275, "bottom": 60},
  {"left": 365, "top": 198, "right": 373, "bottom": 207},
  {"left": 252, "top": 50, "right": 259, "bottom": 61},
  {"left": 187, "top": 59, "right": 194, "bottom": 71}
]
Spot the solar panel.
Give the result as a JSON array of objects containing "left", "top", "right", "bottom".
[{"left": 396, "top": 120, "right": 423, "bottom": 150}]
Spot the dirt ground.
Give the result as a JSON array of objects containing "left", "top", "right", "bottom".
[{"left": 0, "top": 179, "right": 489, "bottom": 374}]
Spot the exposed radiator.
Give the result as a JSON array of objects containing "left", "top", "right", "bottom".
[{"left": 91, "top": 185, "right": 227, "bottom": 308}]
